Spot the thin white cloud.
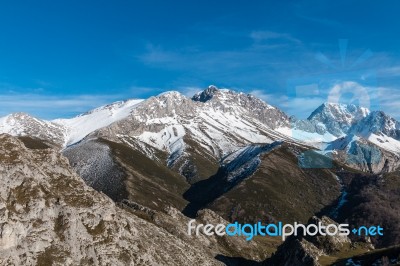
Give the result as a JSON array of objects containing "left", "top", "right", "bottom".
[
  {"left": 249, "top": 89, "right": 324, "bottom": 119},
  {"left": 375, "top": 87, "right": 400, "bottom": 119},
  {"left": 0, "top": 94, "right": 110, "bottom": 108},
  {"left": 284, "top": 97, "right": 327, "bottom": 119},
  {"left": 307, "top": 81, "right": 400, "bottom": 120},
  {"left": 251, "top": 81, "right": 400, "bottom": 120},
  {"left": 136, "top": 29, "right": 304, "bottom": 80},
  {"left": 0, "top": 94, "right": 126, "bottom": 119},
  {"left": 248, "top": 89, "right": 279, "bottom": 103},
  {"left": 138, "top": 44, "right": 180, "bottom": 65},
  {"left": 178, "top": 86, "right": 203, "bottom": 97},
  {"left": 378, "top": 66, "right": 400, "bottom": 77},
  {"left": 129, "top": 85, "right": 166, "bottom": 97}
]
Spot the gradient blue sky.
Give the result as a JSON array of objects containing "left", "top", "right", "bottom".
[{"left": 1, "top": 0, "right": 400, "bottom": 119}]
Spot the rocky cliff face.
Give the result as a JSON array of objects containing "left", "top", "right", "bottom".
[
  {"left": 0, "top": 134, "right": 282, "bottom": 265},
  {"left": 0, "top": 134, "right": 226, "bottom": 265},
  {"left": 326, "top": 135, "right": 400, "bottom": 173},
  {"left": 268, "top": 216, "right": 353, "bottom": 266}
]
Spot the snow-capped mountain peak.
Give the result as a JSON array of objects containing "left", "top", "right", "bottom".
[
  {"left": 350, "top": 110, "right": 400, "bottom": 139},
  {"left": 75, "top": 99, "right": 141, "bottom": 117},
  {"left": 308, "top": 102, "right": 370, "bottom": 122},
  {"left": 307, "top": 102, "right": 370, "bottom": 136},
  {"left": 192, "top": 85, "right": 256, "bottom": 105},
  {"left": 191, "top": 86, "right": 287, "bottom": 129},
  {"left": 191, "top": 85, "right": 220, "bottom": 102},
  {"left": 0, "top": 112, "right": 65, "bottom": 144}
]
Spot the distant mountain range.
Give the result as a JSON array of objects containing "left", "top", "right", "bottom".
[
  {"left": 1, "top": 85, "right": 400, "bottom": 265},
  {"left": 1, "top": 85, "right": 399, "bottom": 173}
]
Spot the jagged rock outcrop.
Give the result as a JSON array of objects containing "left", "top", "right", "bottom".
[
  {"left": 307, "top": 103, "right": 370, "bottom": 137},
  {"left": 327, "top": 135, "right": 400, "bottom": 173},
  {"left": 350, "top": 110, "right": 400, "bottom": 140},
  {"left": 306, "top": 216, "right": 351, "bottom": 254},
  {"left": 192, "top": 85, "right": 289, "bottom": 129},
  {"left": 268, "top": 216, "right": 352, "bottom": 266},
  {"left": 0, "top": 134, "right": 223, "bottom": 265},
  {"left": 0, "top": 113, "right": 65, "bottom": 147},
  {"left": 119, "top": 202, "right": 273, "bottom": 262},
  {"left": 268, "top": 237, "right": 323, "bottom": 266}
]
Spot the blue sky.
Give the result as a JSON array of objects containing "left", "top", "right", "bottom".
[{"left": 1, "top": 0, "right": 400, "bottom": 119}]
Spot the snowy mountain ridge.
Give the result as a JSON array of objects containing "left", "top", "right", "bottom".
[
  {"left": 292, "top": 102, "right": 371, "bottom": 138},
  {"left": 90, "top": 88, "right": 294, "bottom": 181},
  {"left": 53, "top": 99, "right": 143, "bottom": 146},
  {"left": 0, "top": 85, "right": 400, "bottom": 170},
  {"left": 0, "top": 112, "right": 65, "bottom": 145},
  {"left": 0, "top": 99, "right": 143, "bottom": 147}
]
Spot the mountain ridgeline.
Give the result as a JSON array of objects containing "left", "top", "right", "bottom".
[{"left": 1, "top": 85, "right": 400, "bottom": 265}]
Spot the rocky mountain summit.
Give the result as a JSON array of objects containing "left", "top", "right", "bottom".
[
  {"left": 306, "top": 103, "right": 370, "bottom": 137},
  {"left": 0, "top": 113, "right": 65, "bottom": 147},
  {"left": 192, "top": 85, "right": 289, "bottom": 129}
]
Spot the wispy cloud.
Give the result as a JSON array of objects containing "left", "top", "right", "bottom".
[
  {"left": 0, "top": 93, "right": 126, "bottom": 119},
  {"left": 247, "top": 89, "right": 282, "bottom": 103},
  {"left": 139, "top": 30, "right": 302, "bottom": 70},
  {"left": 321, "top": 81, "right": 400, "bottom": 120},
  {"left": 129, "top": 85, "right": 166, "bottom": 97},
  {"left": 137, "top": 44, "right": 180, "bottom": 65},
  {"left": 377, "top": 66, "right": 400, "bottom": 77},
  {"left": 282, "top": 96, "right": 327, "bottom": 119},
  {"left": 136, "top": 31, "right": 307, "bottom": 90},
  {"left": 247, "top": 89, "right": 323, "bottom": 119},
  {"left": 178, "top": 86, "right": 203, "bottom": 97},
  {"left": 296, "top": 14, "right": 343, "bottom": 28},
  {"left": 249, "top": 81, "right": 400, "bottom": 120},
  {"left": 250, "top": 30, "right": 301, "bottom": 44},
  {"left": 375, "top": 87, "right": 400, "bottom": 119}
]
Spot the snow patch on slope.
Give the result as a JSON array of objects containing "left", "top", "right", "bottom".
[
  {"left": 53, "top": 99, "right": 143, "bottom": 146},
  {"left": 368, "top": 133, "right": 400, "bottom": 153},
  {"left": 136, "top": 125, "right": 185, "bottom": 152},
  {"left": 276, "top": 127, "right": 337, "bottom": 143}
]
